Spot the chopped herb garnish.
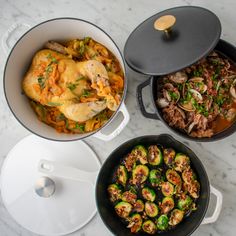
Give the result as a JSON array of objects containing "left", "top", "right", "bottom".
[
  {"left": 74, "top": 122, "right": 85, "bottom": 132},
  {"left": 47, "top": 102, "right": 62, "bottom": 106},
  {"left": 79, "top": 41, "right": 85, "bottom": 55},
  {"left": 37, "top": 76, "right": 45, "bottom": 89},
  {"left": 47, "top": 53, "right": 58, "bottom": 64},
  {"left": 67, "top": 83, "right": 77, "bottom": 91},
  {"left": 168, "top": 91, "right": 178, "bottom": 100},
  {"left": 76, "top": 76, "right": 86, "bottom": 82},
  {"left": 46, "top": 66, "right": 53, "bottom": 73},
  {"left": 81, "top": 89, "right": 91, "bottom": 97},
  {"left": 84, "top": 37, "right": 91, "bottom": 45}
]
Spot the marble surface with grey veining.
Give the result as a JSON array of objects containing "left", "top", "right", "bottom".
[{"left": 0, "top": 0, "right": 236, "bottom": 235}]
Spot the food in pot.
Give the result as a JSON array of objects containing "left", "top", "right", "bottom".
[
  {"left": 22, "top": 37, "right": 124, "bottom": 134},
  {"left": 107, "top": 144, "right": 200, "bottom": 234},
  {"left": 157, "top": 52, "right": 236, "bottom": 138}
]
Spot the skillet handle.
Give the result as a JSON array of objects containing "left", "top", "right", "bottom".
[
  {"left": 136, "top": 77, "right": 159, "bottom": 120},
  {"left": 1, "top": 22, "right": 31, "bottom": 55},
  {"left": 93, "top": 103, "right": 130, "bottom": 141},
  {"left": 201, "top": 185, "right": 223, "bottom": 225}
]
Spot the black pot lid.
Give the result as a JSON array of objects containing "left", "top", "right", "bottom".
[{"left": 124, "top": 6, "right": 221, "bottom": 76}]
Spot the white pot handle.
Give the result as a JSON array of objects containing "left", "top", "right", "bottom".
[
  {"left": 201, "top": 185, "right": 223, "bottom": 225},
  {"left": 93, "top": 103, "right": 130, "bottom": 141},
  {"left": 2, "top": 22, "right": 31, "bottom": 55},
  {"left": 38, "top": 159, "right": 98, "bottom": 185}
]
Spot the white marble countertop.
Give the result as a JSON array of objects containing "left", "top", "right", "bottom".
[{"left": 0, "top": 0, "right": 236, "bottom": 235}]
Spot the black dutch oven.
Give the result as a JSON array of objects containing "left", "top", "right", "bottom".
[
  {"left": 96, "top": 134, "right": 222, "bottom": 236},
  {"left": 124, "top": 6, "right": 236, "bottom": 141}
]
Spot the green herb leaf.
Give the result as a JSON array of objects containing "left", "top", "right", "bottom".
[
  {"left": 81, "top": 89, "right": 91, "bottom": 97},
  {"left": 79, "top": 41, "right": 85, "bottom": 55},
  {"left": 76, "top": 76, "right": 86, "bottom": 82},
  {"left": 84, "top": 37, "right": 91, "bottom": 45},
  {"left": 47, "top": 53, "right": 58, "bottom": 64},
  {"left": 74, "top": 122, "right": 85, "bottom": 132},
  {"left": 37, "top": 76, "right": 45, "bottom": 89},
  {"left": 47, "top": 102, "right": 62, "bottom": 106},
  {"left": 67, "top": 83, "right": 77, "bottom": 91}
]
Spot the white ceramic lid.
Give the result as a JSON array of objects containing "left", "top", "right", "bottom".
[{"left": 0, "top": 135, "right": 101, "bottom": 236}]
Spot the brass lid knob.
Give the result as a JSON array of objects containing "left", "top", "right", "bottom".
[{"left": 154, "top": 15, "right": 176, "bottom": 34}]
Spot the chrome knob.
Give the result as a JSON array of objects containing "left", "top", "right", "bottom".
[{"left": 35, "top": 176, "right": 55, "bottom": 198}]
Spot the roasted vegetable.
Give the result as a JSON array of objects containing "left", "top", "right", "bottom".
[
  {"left": 148, "top": 145, "right": 163, "bottom": 165},
  {"left": 132, "top": 145, "right": 148, "bottom": 164},
  {"left": 127, "top": 213, "right": 142, "bottom": 233},
  {"left": 145, "top": 201, "right": 159, "bottom": 217},
  {"left": 169, "top": 209, "right": 184, "bottom": 226},
  {"left": 174, "top": 153, "right": 190, "bottom": 172},
  {"left": 163, "top": 148, "right": 176, "bottom": 166},
  {"left": 142, "top": 220, "right": 157, "bottom": 234},
  {"left": 122, "top": 190, "right": 137, "bottom": 204},
  {"left": 166, "top": 169, "right": 182, "bottom": 185},
  {"left": 133, "top": 199, "right": 145, "bottom": 213},
  {"left": 124, "top": 153, "right": 137, "bottom": 172},
  {"left": 142, "top": 187, "right": 156, "bottom": 202},
  {"left": 161, "top": 197, "right": 175, "bottom": 214},
  {"left": 182, "top": 167, "right": 196, "bottom": 184},
  {"left": 132, "top": 165, "right": 149, "bottom": 185},
  {"left": 186, "top": 180, "right": 200, "bottom": 199},
  {"left": 117, "top": 165, "right": 128, "bottom": 186},
  {"left": 161, "top": 182, "right": 174, "bottom": 197},
  {"left": 156, "top": 215, "right": 169, "bottom": 231},
  {"left": 115, "top": 201, "right": 132, "bottom": 218},
  {"left": 177, "top": 195, "right": 193, "bottom": 211},
  {"left": 107, "top": 184, "right": 122, "bottom": 202},
  {"left": 149, "top": 169, "right": 163, "bottom": 186}
]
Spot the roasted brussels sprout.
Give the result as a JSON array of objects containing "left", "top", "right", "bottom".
[
  {"left": 107, "top": 184, "right": 122, "bottom": 202},
  {"left": 142, "top": 187, "right": 156, "bottom": 202},
  {"left": 132, "top": 165, "right": 149, "bottom": 185},
  {"left": 163, "top": 148, "right": 176, "bottom": 166},
  {"left": 124, "top": 153, "right": 137, "bottom": 172},
  {"left": 142, "top": 220, "right": 157, "bottom": 234},
  {"left": 174, "top": 153, "right": 190, "bottom": 172},
  {"left": 116, "top": 165, "right": 128, "bottom": 186},
  {"left": 149, "top": 169, "right": 163, "bottom": 186},
  {"left": 156, "top": 214, "right": 169, "bottom": 230},
  {"left": 127, "top": 213, "right": 143, "bottom": 233},
  {"left": 177, "top": 195, "right": 193, "bottom": 211},
  {"left": 148, "top": 145, "right": 163, "bottom": 165},
  {"left": 169, "top": 209, "right": 184, "bottom": 226},
  {"left": 122, "top": 190, "right": 137, "bottom": 204},
  {"left": 186, "top": 180, "right": 200, "bottom": 199},
  {"left": 133, "top": 199, "right": 145, "bottom": 213},
  {"left": 115, "top": 201, "right": 132, "bottom": 218},
  {"left": 161, "top": 182, "right": 174, "bottom": 197},
  {"left": 161, "top": 197, "right": 175, "bottom": 214},
  {"left": 166, "top": 169, "right": 182, "bottom": 185},
  {"left": 182, "top": 168, "right": 196, "bottom": 184},
  {"left": 145, "top": 201, "right": 159, "bottom": 217},
  {"left": 132, "top": 145, "right": 148, "bottom": 164}
]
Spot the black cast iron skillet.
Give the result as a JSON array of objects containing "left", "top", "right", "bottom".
[
  {"left": 137, "top": 40, "right": 236, "bottom": 142},
  {"left": 96, "top": 134, "right": 210, "bottom": 236}
]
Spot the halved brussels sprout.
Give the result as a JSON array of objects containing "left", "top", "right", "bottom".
[
  {"left": 132, "top": 145, "right": 148, "bottom": 164},
  {"left": 156, "top": 214, "right": 169, "bottom": 230},
  {"left": 107, "top": 184, "right": 122, "bottom": 202},
  {"left": 132, "top": 165, "right": 149, "bottom": 185},
  {"left": 163, "top": 148, "right": 176, "bottom": 166},
  {"left": 122, "top": 190, "right": 137, "bottom": 204},
  {"left": 169, "top": 209, "right": 184, "bottom": 226},
  {"left": 186, "top": 180, "right": 200, "bottom": 199},
  {"left": 174, "top": 153, "right": 190, "bottom": 172},
  {"left": 116, "top": 165, "right": 128, "bottom": 186},
  {"left": 161, "top": 182, "right": 174, "bottom": 197},
  {"left": 134, "top": 199, "right": 145, "bottom": 213},
  {"left": 115, "top": 201, "right": 132, "bottom": 218},
  {"left": 148, "top": 145, "right": 163, "bottom": 165},
  {"left": 142, "top": 220, "right": 157, "bottom": 234},
  {"left": 166, "top": 169, "right": 182, "bottom": 185},
  {"left": 145, "top": 201, "right": 159, "bottom": 217},
  {"left": 124, "top": 153, "right": 137, "bottom": 172},
  {"left": 161, "top": 197, "right": 175, "bottom": 214},
  {"left": 182, "top": 168, "right": 196, "bottom": 184},
  {"left": 142, "top": 187, "right": 156, "bottom": 202},
  {"left": 177, "top": 195, "right": 193, "bottom": 211},
  {"left": 149, "top": 169, "right": 163, "bottom": 186},
  {"left": 127, "top": 213, "right": 142, "bottom": 233}
]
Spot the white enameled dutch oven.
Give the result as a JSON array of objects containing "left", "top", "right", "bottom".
[{"left": 2, "top": 18, "right": 129, "bottom": 141}]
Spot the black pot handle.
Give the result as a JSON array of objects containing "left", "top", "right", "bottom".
[{"left": 136, "top": 77, "right": 159, "bottom": 120}]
